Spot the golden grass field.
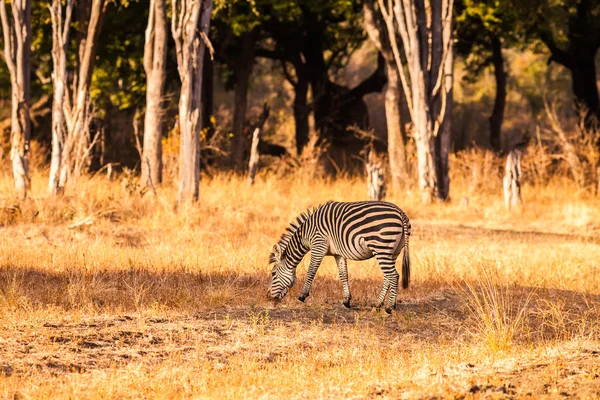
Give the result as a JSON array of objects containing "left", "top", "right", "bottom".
[{"left": 0, "top": 161, "right": 599, "bottom": 399}]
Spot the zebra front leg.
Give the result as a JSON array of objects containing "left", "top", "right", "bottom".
[
  {"left": 298, "top": 243, "right": 326, "bottom": 303},
  {"left": 334, "top": 256, "right": 352, "bottom": 308}
]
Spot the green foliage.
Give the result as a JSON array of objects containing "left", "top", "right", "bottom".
[
  {"left": 213, "top": 0, "right": 365, "bottom": 89},
  {"left": 455, "top": 0, "right": 522, "bottom": 78},
  {"left": 500, "top": 0, "right": 600, "bottom": 56},
  {"left": 213, "top": 0, "right": 263, "bottom": 36},
  {"left": 92, "top": 1, "right": 148, "bottom": 113}
]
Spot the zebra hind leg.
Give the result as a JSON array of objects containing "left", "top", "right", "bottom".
[
  {"left": 385, "top": 270, "right": 400, "bottom": 314},
  {"left": 334, "top": 256, "right": 352, "bottom": 308},
  {"left": 375, "top": 280, "right": 389, "bottom": 311},
  {"left": 373, "top": 252, "right": 400, "bottom": 314}
]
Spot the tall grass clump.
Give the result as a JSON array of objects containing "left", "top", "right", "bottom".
[{"left": 457, "top": 260, "right": 534, "bottom": 354}]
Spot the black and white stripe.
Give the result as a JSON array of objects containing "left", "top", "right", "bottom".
[{"left": 268, "top": 201, "right": 411, "bottom": 313}]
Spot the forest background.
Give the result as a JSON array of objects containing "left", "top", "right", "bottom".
[{"left": 1, "top": 1, "right": 600, "bottom": 398}]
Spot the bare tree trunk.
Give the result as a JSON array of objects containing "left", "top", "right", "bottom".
[
  {"left": 247, "top": 103, "right": 269, "bottom": 186},
  {"left": 363, "top": 1, "right": 408, "bottom": 190},
  {"left": 366, "top": 149, "right": 386, "bottom": 201},
  {"left": 489, "top": 34, "right": 505, "bottom": 153},
  {"left": 0, "top": 0, "right": 31, "bottom": 200},
  {"left": 58, "top": 0, "right": 108, "bottom": 190},
  {"left": 172, "top": 0, "right": 213, "bottom": 205},
  {"left": 293, "top": 64, "right": 310, "bottom": 155},
  {"left": 376, "top": 0, "right": 453, "bottom": 204},
  {"left": 141, "top": 0, "right": 167, "bottom": 187},
  {"left": 247, "top": 127, "right": 260, "bottom": 186},
  {"left": 434, "top": 42, "right": 453, "bottom": 200},
  {"left": 503, "top": 148, "right": 523, "bottom": 211},
  {"left": 202, "top": 50, "right": 214, "bottom": 136},
  {"left": 230, "top": 30, "right": 256, "bottom": 171},
  {"left": 48, "top": 0, "right": 74, "bottom": 195},
  {"left": 384, "top": 67, "right": 408, "bottom": 189}
]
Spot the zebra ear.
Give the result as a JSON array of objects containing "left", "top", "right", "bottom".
[{"left": 271, "top": 244, "right": 282, "bottom": 263}]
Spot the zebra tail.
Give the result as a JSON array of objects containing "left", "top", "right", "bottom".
[{"left": 402, "top": 234, "right": 410, "bottom": 289}]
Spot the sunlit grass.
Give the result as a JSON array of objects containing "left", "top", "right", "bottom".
[
  {"left": 0, "top": 159, "right": 599, "bottom": 398},
  {"left": 456, "top": 260, "right": 535, "bottom": 354}
]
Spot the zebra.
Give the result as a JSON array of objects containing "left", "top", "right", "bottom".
[{"left": 268, "top": 201, "right": 411, "bottom": 314}]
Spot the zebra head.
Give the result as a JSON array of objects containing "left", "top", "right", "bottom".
[{"left": 268, "top": 243, "right": 296, "bottom": 301}]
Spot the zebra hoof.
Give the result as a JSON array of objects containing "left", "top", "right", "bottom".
[
  {"left": 298, "top": 295, "right": 306, "bottom": 303},
  {"left": 343, "top": 299, "right": 351, "bottom": 309},
  {"left": 384, "top": 307, "right": 393, "bottom": 315}
]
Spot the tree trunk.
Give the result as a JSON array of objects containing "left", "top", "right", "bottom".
[
  {"left": 230, "top": 30, "right": 256, "bottom": 171},
  {"left": 172, "top": 0, "right": 212, "bottom": 205},
  {"left": 572, "top": 54, "right": 600, "bottom": 126},
  {"left": 539, "top": 0, "right": 600, "bottom": 130},
  {"left": 377, "top": 0, "right": 453, "bottom": 204},
  {"left": 489, "top": 34, "right": 505, "bottom": 153},
  {"left": 434, "top": 42, "right": 453, "bottom": 201},
  {"left": 48, "top": 0, "right": 74, "bottom": 195},
  {"left": 247, "top": 103, "right": 269, "bottom": 186},
  {"left": 384, "top": 66, "right": 408, "bottom": 189},
  {"left": 294, "top": 68, "right": 310, "bottom": 155},
  {"left": 366, "top": 149, "right": 386, "bottom": 201},
  {"left": 141, "top": 0, "right": 167, "bottom": 188},
  {"left": 202, "top": 49, "right": 214, "bottom": 138},
  {"left": 0, "top": 0, "right": 31, "bottom": 200},
  {"left": 58, "top": 0, "right": 107, "bottom": 190},
  {"left": 503, "top": 148, "right": 523, "bottom": 211},
  {"left": 363, "top": 0, "right": 408, "bottom": 190},
  {"left": 301, "top": 8, "right": 334, "bottom": 136}
]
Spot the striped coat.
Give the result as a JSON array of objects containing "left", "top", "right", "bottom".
[{"left": 268, "top": 201, "right": 411, "bottom": 313}]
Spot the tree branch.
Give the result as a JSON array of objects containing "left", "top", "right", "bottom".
[
  {"left": 539, "top": 28, "right": 573, "bottom": 69},
  {"left": 345, "top": 51, "right": 387, "bottom": 100},
  {"left": 255, "top": 48, "right": 287, "bottom": 60},
  {"left": 280, "top": 60, "right": 297, "bottom": 87},
  {"left": 0, "top": 0, "right": 17, "bottom": 80}
]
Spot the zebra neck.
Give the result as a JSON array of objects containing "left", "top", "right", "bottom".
[{"left": 284, "top": 232, "right": 309, "bottom": 269}]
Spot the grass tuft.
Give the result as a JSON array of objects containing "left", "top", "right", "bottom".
[{"left": 457, "top": 261, "right": 534, "bottom": 354}]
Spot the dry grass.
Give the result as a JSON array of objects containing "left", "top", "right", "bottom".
[
  {"left": 0, "top": 161, "right": 599, "bottom": 398},
  {"left": 456, "top": 260, "right": 534, "bottom": 354}
]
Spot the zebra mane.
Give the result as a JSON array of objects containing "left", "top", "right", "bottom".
[{"left": 269, "top": 205, "right": 319, "bottom": 263}]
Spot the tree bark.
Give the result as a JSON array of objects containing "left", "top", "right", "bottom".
[
  {"left": 294, "top": 65, "right": 310, "bottom": 155},
  {"left": 301, "top": 8, "right": 330, "bottom": 134},
  {"left": 384, "top": 66, "right": 408, "bottom": 189},
  {"left": 59, "top": 0, "right": 108, "bottom": 189},
  {"left": 0, "top": 0, "right": 31, "bottom": 200},
  {"left": 543, "top": 38, "right": 600, "bottom": 126},
  {"left": 571, "top": 54, "right": 600, "bottom": 125},
  {"left": 172, "top": 0, "right": 212, "bottom": 205},
  {"left": 503, "top": 148, "right": 523, "bottom": 211},
  {"left": 247, "top": 103, "right": 269, "bottom": 186},
  {"left": 363, "top": 0, "right": 408, "bottom": 190},
  {"left": 48, "top": 0, "right": 74, "bottom": 195},
  {"left": 141, "top": 0, "right": 167, "bottom": 188},
  {"left": 366, "top": 149, "right": 386, "bottom": 201},
  {"left": 489, "top": 34, "right": 506, "bottom": 153},
  {"left": 435, "top": 46, "right": 453, "bottom": 200},
  {"left": 539, "top": 0, "right": 600, "bottom": 128},
  {"left": 376, "top": 0, "right": 453, "bottom": 203},
  {"left": 202, "top": 49, "right": 214, "bottom": 137},
  {"left": 230, "top": 30, "right": 256, "bottom": 171}
]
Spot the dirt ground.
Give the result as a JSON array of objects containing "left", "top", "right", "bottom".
[
  {"left": 1, "top": 293, "right": 599, "bottom": 398},
  {"left": 1, "top": 217, "right": 599, "bottom": 398}
]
